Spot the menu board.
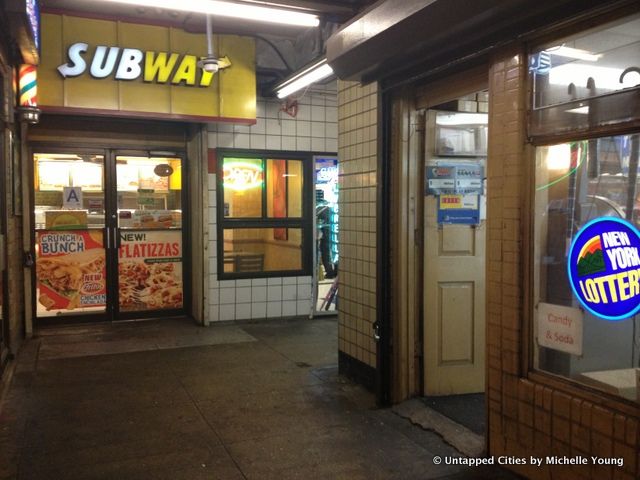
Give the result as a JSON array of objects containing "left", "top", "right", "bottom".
[
  {"left": 70, "top": 162, "right": 103, "bottom": 191},
  {"left": 36, "top": 230, "right": 106, "bottom": 311},
  {"left": 118, "top": 230, "right": 183, "bottom": 311},
  {"left": 138, "top": 165, "right": 169, "bottom": 191},
  {"left": 118, "top": 210, "right": 181, "bottom": 228},
  {"left": 117, "top": 164, "right": 140, "bottom": 192},
  {"left": 38, "top": 162, "right": 70, "bottom": 190},
  {"left": 117, "top": 164, "right": 170, "bottom": 192}
]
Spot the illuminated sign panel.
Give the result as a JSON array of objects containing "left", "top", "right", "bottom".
[
  {"left": 26, "top": 0, "right": 40, "bottom": 51},
  {"left": 39, "top": 13, "right": 256, "bottom": 122},
  {"left": 223, "top": 161, "right": 263, "bottom": 191},
  {"left": 567, "top": 217, "right": 640, "bottom": 321}
]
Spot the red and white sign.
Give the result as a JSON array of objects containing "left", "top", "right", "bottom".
[{"left": 537, "top": 302, "right": 583, "bottom": 356}]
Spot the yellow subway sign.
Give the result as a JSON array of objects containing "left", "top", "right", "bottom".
[{"left": 40, "top": 13, "right": 256, "bottom": 122}]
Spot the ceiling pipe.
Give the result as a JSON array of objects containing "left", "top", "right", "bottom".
[{"left": 197, "top": 14, "right": 219, "bottom": 72}]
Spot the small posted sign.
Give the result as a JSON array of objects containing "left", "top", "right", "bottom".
[
  {"left": 537, "top": 302, "right": 583, "bottom": 356},
  {"left": 63, "top": 186, "right": 83, "bottom": 209}
]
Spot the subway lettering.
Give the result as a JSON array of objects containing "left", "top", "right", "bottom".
[{"left": 58, "top": 42, "right": 229, "bottom": 87}]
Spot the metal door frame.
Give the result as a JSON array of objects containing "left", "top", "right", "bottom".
[{"left": 29, "top": 144, "right": 189, "bottom": 326}]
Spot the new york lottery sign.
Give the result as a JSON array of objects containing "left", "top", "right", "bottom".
[{"left": 568, "top": 217, "right": 640, "bottom": 321}]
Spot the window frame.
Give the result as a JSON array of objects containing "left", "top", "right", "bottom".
[
  {"left": 526, "top": 9, "right": 640, "bottom": 407},
  {"left": 527, "top": 10, "right": 640, "bottom": 144},
  {"left": 216, "top": 149, "right": 314, "bottom": 280},
  {"left": 528, "top": 131, "right": 640, "bottom": 407}
]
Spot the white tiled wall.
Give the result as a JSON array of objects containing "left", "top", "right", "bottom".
[{"left": 205, "top": 89, "right": 338, "bottom": 322}]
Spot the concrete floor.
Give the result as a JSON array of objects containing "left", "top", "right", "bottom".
[{"left": 0, "top": 317, "right": 516, "bottom": 480}]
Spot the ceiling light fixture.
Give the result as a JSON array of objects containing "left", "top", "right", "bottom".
[
  {"left": 275, "top": 58, "right": 334, "bottom": 99},
  {"left": 97, "top": 0, "right": 320, "bottom": 27},
  {"left": 547, "top": 46, "right": 601, "bottom": 62}
]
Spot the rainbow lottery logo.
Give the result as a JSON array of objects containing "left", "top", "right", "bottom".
[{"left": 568, "top": 217, "right": 640, "bottom": 321}]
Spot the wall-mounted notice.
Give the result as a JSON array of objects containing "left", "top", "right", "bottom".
[
  {"left": 437, "top": 194, "right": 480, "bottom": 225},
  {"left": 426, "top": 165, "right": 456, "bottom": 195},
  {"left": 63, "top": 186, "right": 83, "bottom": 209},
  {"left": 426, "top": 162, "right": 484, "bottom": 195},
  {"left": 455, "top": 164, "right": 483, "bottom": 194},
  {"left": 537, "top": 302, "right": 583, "bottom": 356}
]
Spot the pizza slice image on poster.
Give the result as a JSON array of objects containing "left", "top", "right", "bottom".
[
  {"left": 36, "top": 230, "right": 107, "bottom": 311},
  {"left": 118, "top": 230, "right": 183, "bottom": 312},
  {"left": 568, "top": 217, "right": 640, "bottom": 321}
]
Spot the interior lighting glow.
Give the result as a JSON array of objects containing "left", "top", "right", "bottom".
[
  {"left": 546, "top": 144, "right": 571, "bottom": 171},
  {"left": 549, "top": 64, "right": 639, "bottom": 91},
  {"left": 223, "top": 161, "right": 264, "bottom": 191},
  {"left": 96, "top": 0, "right": 319, "bottom": 27},
  {"left": 276, "top": 59, "right": 333, "bottom": 99},
  {"left": 547, "top": 46, "right": 601, "bottom": 62},
  {"left": 436, "top": 113, "right": 488, "bottom": 126},
  {"left": 565, "top": 106, "right": 589, "bottom": 115}
]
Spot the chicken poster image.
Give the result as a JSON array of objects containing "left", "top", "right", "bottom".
[{"left": 36, "top": 230, "right": 107, "bottom": 311}]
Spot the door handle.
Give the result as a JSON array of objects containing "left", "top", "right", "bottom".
[
  {"left": 373, "top": 322, "right": 381, "bottom": 342},
  {"left": 24, "top": 251, "right": 34, "bottom": 268},
  {"left": 105, "top": 227, "right": 110, "bottom": 250}
]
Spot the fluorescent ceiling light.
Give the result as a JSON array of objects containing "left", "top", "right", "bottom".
[
  {"left": 546, "top": 46, "right": 601, "bottom": 62},
  {"left": 565, "top": 106, "right": 589, "bottom": 115},
  {"left": 546, "top": 144, "right": 571, "bottom": 171},
  {"left": 549, "top": 64, "right": 638, "bottom": 90},
  {"left": 276, "top": 58, "right": 333, "bottom": 99},
  {"left": 436, "top": 113, "right": 488, "bottom": 126},
  {"left": 97, "top": 0, "right": 319, "bottom": 27}
]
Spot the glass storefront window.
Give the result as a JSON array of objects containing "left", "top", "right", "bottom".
[
  {"left": 530, "top": 14, "right": 640, "bottom": 109},
  {"left": 223, "top": 228, "right": 302, "bottom": 273},
  {"left": 533, "top": 134, "right": 640, "bottom": 402},
  {"left": 529, "top": 14, "right": 640, "bottom": 137},
  {"left": 33, "top": 152, "right": 186, "bottom": 320},
  {"left": 266, "top": 159, "right": 303, "bottom": 218},
  {"left": 219, "top": 153, "right": 309, "bottom": 278},
  {"left": 223, "top": 158, "right": 263, "bottom": 218}
]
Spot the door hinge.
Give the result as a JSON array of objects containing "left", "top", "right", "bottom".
[{"left": 414, "top": 228, "right": 423, "bottom": 248}]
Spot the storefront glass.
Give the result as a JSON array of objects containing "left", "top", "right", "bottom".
[
  {"left": 531, "top": 13, "right": 640, "bottom": 403},
  {"left": 33, "top": 152, "right": 185, "bottom": 320},
  {"left": 223, "top": 228, "right": 303, "bottom": 273},
  {"left": 34, "top": 153, "right": 107, "bottom": 316},
  {"left": 116, "top": 156, "right": 183, "bottom": 313},
  {"left": 314, "top": 156, "right": 338, "bottom": 312},
  {"left": 534, "top": 135, "right": 640, "bottom": 402},
  {"left": 218, "top": 152, "right": 310, "bottom": 278},
  {"left": 529, "top": 13, "right": 640, "bottom": 137}
]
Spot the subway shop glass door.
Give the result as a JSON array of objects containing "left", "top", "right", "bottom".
[{"left": 32, "top": 150, "right": 187, "bottom": 324}]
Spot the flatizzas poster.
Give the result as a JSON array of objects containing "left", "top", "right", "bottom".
[
  {"left": 118, "top": 230, "right": 183, "bottom": 311},
  {"left": 36, "top": 230, "right": 106, "bottom": 311}
]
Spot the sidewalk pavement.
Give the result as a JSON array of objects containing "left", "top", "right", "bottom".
[{"left": 0, "top": 317, "right": 519, "bottom": 480}]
